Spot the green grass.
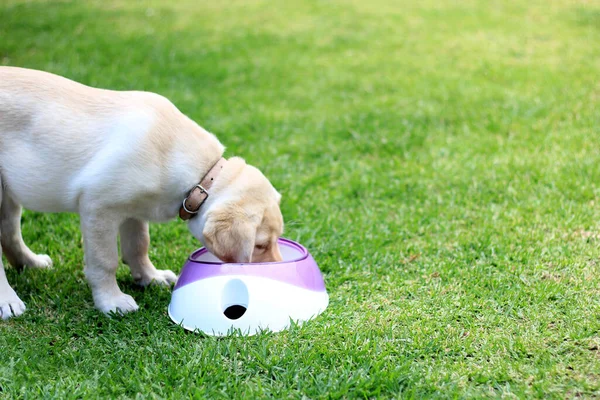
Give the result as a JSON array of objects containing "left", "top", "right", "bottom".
[{"left": 1, "top": 0, "right": 600, "bottom": 397}]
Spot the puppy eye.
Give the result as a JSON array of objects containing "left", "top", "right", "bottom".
[{"left": 255, "top": 243, "right": 268, "bottom": 250}]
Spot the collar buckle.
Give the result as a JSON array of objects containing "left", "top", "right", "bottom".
[{"left": 181, "top": 185, "right": 208, "bottom": 218}]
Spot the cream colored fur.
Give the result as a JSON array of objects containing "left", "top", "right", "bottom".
[{"left": 0, "top": 67, "right": 283, "bottom": 319}]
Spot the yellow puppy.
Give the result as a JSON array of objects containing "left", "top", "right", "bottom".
[{"left": 0, "top": 67, "right": 284, "bottom": 318}]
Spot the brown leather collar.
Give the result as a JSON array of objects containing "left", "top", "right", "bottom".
[{"left": 179, "top": 157, "right": 227, "bottom": 220}]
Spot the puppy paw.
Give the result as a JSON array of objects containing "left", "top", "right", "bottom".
[
  {"left": 0, "top": 289, "right": 26, "bottom": 320},
  {"left": 95, "top": 292, "right": 139, "bottom": 315},
  {"left": 29, "top": 254, "right": 53, "bottom": 269},
  {"left": 135, "top": 269, "right": 178, "bottom": 287}
]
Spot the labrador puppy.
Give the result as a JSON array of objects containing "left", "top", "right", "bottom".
[{"left": 0, "top": 66, "right": 284, "bottom": 319}]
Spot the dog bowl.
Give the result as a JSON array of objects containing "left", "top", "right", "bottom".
[{"left": 168, "top": 238, "right": 328, "bottom": 336}]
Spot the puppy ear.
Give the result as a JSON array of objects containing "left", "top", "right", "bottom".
[{"left": 202, "top": 206, "right": 257, "bottom": 263}]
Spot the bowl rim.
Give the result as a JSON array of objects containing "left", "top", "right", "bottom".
[{"left": 187, "top": 238, "right": 309, "bottom": 266}]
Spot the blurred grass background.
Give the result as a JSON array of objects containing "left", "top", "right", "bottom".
[{"left": 1, "top": 0, "right": 600, "bottom": 398}]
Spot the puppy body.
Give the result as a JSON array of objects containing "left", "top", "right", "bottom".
[{"left": 0, "top": 67, "right": 283, "bottom": 319}]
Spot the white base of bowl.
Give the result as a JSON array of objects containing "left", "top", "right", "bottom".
[{"left": 168, "top": 275, "right": 329, "bottom": 336}]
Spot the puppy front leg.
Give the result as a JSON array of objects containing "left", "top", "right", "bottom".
[
  {"left": 120, "top": 218, "right": 177, "bottom": 287},
  {"left": 81, "top": 211, "right": 138, "bottom": 315}
]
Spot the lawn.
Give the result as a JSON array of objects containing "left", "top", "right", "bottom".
[{"left": 1, "top": 0, "right": 600, "bottom": 398}]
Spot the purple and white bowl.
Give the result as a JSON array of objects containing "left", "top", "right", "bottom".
[{"left": 168, "top": 238, "right": 329, "bottom": 336}]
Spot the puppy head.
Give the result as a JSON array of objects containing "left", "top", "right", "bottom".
[{"left": 187, "top": 157, "right": 284, "bottom": 263}]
